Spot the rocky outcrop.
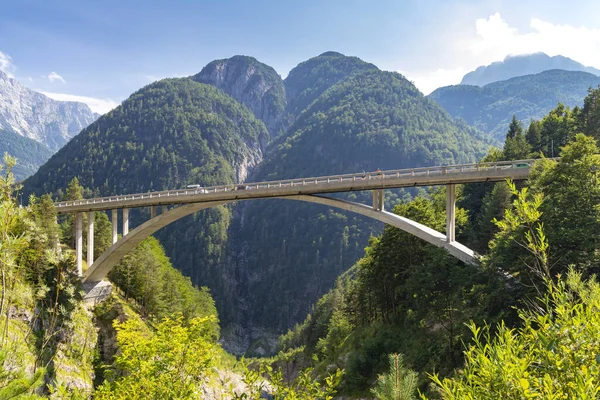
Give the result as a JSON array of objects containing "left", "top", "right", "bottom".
[
  {"left": 0, "top": 70, "right": 98, "bottom": 150},
  {"left": 193, "top": 56, "right": 287, "bottom": 139}
]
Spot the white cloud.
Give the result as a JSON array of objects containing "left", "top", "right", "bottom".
[
  {"left": 48, "top": 71, "right": 66, "bottom": 83},
  {"left": 404, "top": 13, "right": 600, "bottom": 94},
  {"left": 144, "top": 75, "right": 163, "bottom": 82},
  {"left": 40, "top": 91, "right": 119, "bottom": 114},
  {"left": 402, "top": 67, "right": 468, "bottom": 95},
  {"left": 0, "top": 51, "right": 16, "bottom": 77}
]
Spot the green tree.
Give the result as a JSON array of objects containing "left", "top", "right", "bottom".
[
  {"left": 503, "top": 116, "right": 531, "bottom": 160},
  {"left": 429, "top": 269, "right": 600, "bottom": 399},
  {"left": 371, "top": 354, "right": 418, "bottom": 400},
  {"left": 526, "top": 119, "right": 543, "bottom": 154},
  {"left": 232, "top": 362, "right": 343, "bottom": 400},
  {"left": 95, "top": 315, "right": 218, "bottom": 400}
]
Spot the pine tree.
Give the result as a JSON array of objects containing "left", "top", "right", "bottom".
[
  {"left": 371, "top": 353, "right": 418, "bottom": 400},
  {"left": 506, "top": 115, "right": 523, "bottom": 140},
  {"left": 525, "top": 120, "right": 542, "bottom": 153}
]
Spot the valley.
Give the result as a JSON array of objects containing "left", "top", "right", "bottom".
[{"left": 2, "top": 8, "right": 600, "bottom": 397}]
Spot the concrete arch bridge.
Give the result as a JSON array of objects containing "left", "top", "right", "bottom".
[{"left": 53, "top": 159, "right": 537, "bottom": 296}]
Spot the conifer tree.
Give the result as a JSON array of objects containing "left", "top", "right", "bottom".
[{"left": 371, "top": 353, "right": 418, "bottom": 400}]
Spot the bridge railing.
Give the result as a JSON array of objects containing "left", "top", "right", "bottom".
[{"left": 55, "top": 159, "right": 540, "bottom": 210}]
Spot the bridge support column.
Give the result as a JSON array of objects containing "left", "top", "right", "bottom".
[
  {"left": 87, "top": 211, "right": 94, "bottom": 267},
  {"left": 372, "top": 189, "right": 384, "bottom": 211},
  {"left": 446, "top": 184, "right": 456, "bottom": 242},
  {"left": 150, "top": 205, "right": 157, "bottom": 218},
  {"left": 75, "top": 213, "right": 83, "bottom": 276},
  {"left": 122, "top": 208, "right": 129, "bottom": 236},
  {"left": 111, "top": 209, "right": 118, "bottom": 244}
]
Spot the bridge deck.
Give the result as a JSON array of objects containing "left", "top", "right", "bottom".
[{"left": 55, "top": 159, "right": 536, "bottom": 213}]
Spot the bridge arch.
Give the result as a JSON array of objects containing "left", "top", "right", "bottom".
[{"left": 83, "top": 194, "right": 476, "bottom": 290}]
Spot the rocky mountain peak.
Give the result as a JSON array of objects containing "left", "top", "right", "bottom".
[
  {"left": 193, "top": 56, "right": 286, "bottom": 139},
  {"left": 0, "top": 70, "right": 98, "bottom": 150}
]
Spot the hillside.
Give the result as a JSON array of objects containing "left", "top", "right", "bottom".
[
  {"left": 0, "top": 128, "right": 53, "bottom": 180},
  {"left": 230, "top": 67, "right": 492, "bottom": 349},
  {"left": 283, "top": 51, "right": 379, "bottom": 124},
  {"left": 429, "top": 69, "right": 600, "bottom": 140},
  {"left": 460, "top": 52, "right": 600, "bottom": 86},
  {"left": 0, "top": 70, "right": 98, "bottom": 151},
  {"left": 24, "top": 78, "right": 268, "bottom": 195},
  {"left": 23, "top": 53, "right": 493, "bottom": 355}
]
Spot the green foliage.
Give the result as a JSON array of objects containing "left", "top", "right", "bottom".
[
  {"left": 429, "top": 270, "right": 600, "bottom": 399},
  {"left": 277, "top": 189, "right": 513, "bottom": 396},
  {"left": 109, "top": 236, "right": 220, "bottom": 337},
  {"left": 95, "top": 315, "right": 218, "bottom": 399},
  {"left": 232, "top": 361, "right": 343, "bottom": 400},
  {"left": 371, "top": 354, "right": 418, "bottom": 400},
  {"left": 283, "top": 51, "right": 379, "bottom": 121},
  {"left": 485, "top": 181, "right": 549, "bottom": 291},
  {"left": 0, "top": 349, "right": 45, "bottom": 399},
  {"left": 429, "top": 70, "right": 600, "bottom": 140}
]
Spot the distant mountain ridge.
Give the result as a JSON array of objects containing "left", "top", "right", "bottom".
[
  {"left": 0, "top": 70, "right": 98, "bottom": 151},
  {"left": 461, "top": 53, "right": 600, "bottom": 86},
  {"left": 430, "top": 69, "right": 600, "bottom": 139}
]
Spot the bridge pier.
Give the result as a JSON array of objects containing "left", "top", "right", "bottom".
[
  {"left": 372, "top": 189, "right": 384, "bottom": 211},
  {"left": 111, "top": 209, "right": 118, "bottom": 244},
  {"left": 150, "top": 205, "right": 157, "bottom": 218},
  {"left": 446, "top": 184, "right": 456, "bottom": 242},
  {"left": 122, "top": 208, "right": 129, "bottom": 236},
  {"left": 75, "top": 213, "right": 83, "bottom": 276},
  {"left": 87, "top": 211, "right": 94, "bottom": 267}
]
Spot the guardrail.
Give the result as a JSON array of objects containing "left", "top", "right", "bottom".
[{"left": 54, "top": 159, "right": 543, "bottom": 210}]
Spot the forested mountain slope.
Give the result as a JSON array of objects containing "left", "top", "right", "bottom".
[
  {"left": 274, "top": 86, "right": 600, "bottom": 397},
  {"left": 429, "top": 69, "right": 600, "bottom": 140},
  {"left": 232, "top": 68, "right": 492, "bottom": 347},
  {"left": 23, "top": 53, "right": 493, "bottom": 355},
  {"left": 24, "top": 78, "right": 268, "bottom": 195},
  {"left": 282, "top": 51, "right": 379, "bottom": 125},
  {"left": 0, "top": 128, "right": 53, "bottom": 180}
]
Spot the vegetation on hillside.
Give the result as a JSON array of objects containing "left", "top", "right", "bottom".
[
  {"left": 273, "top": 86, "right": 600, "bottom": 397},
  {"left": 0, "top": 129, "right": 53, "bottom": 180},
  {"left": 238, "top": 68, "right": 493, "bottom": 333},
  {"left": 429, "top": 70, "right": 600, "bottom": 140}
]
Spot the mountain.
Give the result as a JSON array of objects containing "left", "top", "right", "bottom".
[
  {"left": 24, "top": 52, "right": 493, "bottom": 355},
  {"left": 0, "top": 128, "right": 53, "bottom": 180},
  {"left": 283, "top": 51, "right": 378, "bottom": 123},
  {"left": 193, "top": 56, "right": 286, "bottom": 138},
  {"left": 430, "top": 69, "right": 600, "bottom": 140},
  {"left": 231, "top": 67, "right": 492, "bottom": 346},
  {"left": 24, "top": 78, "right": 268, "bottom": 196},
  {"left": 0, "top": 70, "right": 98, "bottom": 151},
  {"left": 460, "top": 53, "right": 600, "bottom": 86}
]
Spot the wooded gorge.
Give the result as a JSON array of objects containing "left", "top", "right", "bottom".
[{"left": 3, "top": 50, "right": 600, "bottom": 398}]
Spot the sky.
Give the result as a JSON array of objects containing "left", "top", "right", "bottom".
[{"left": 2, "top": 0, "right": 600, "bottom": 114}]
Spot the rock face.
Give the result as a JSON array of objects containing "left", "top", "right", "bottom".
[
  {"left": 460, "top": 53, "right": 600, "bottom": 87},
  {"left": 194, "top": 56, "right": 286, "bottom": 139},
  {"left": 0, "top": 70, "right": 98, "bottom": 150}
]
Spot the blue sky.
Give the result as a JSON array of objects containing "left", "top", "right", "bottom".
[{"left": 2, "top": 0, "right": 600, "bottom": 113}]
